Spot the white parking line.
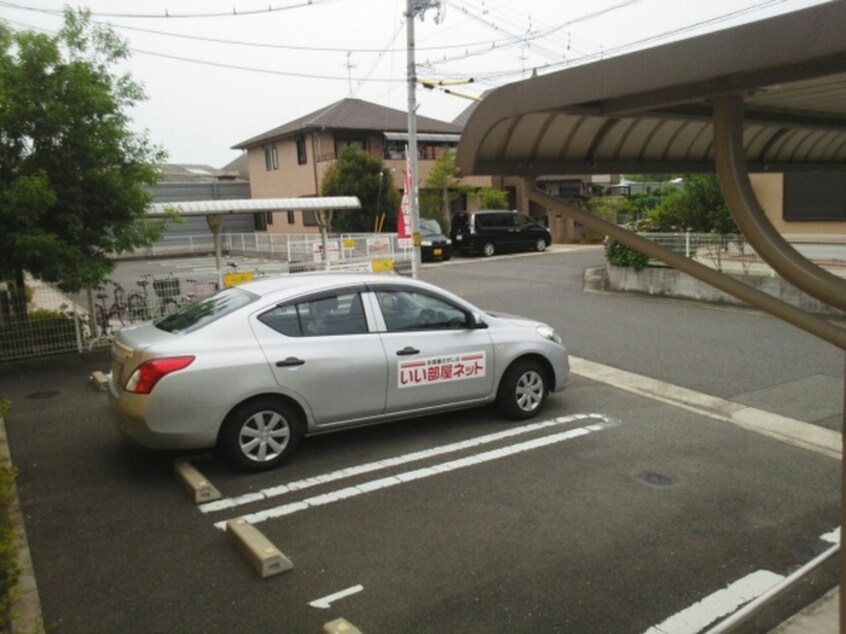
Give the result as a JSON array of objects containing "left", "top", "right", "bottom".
[
  {"left": 569, "top": 356, "right": 842, "bottom": 460},
  {"left": 644, "top": 527, "right": 840, "bottom": 634},
  {"left": 200, "top": 413, "right": 612, "bottom": 514},
  {"left": 309, "top": 585, "right": 364, "bottom": 609},
  {"left": 644, "top": 570, "right": 786, "bottom": 634},
  {"left": 212, "top": 416, "right": 618, "bottom": 530}
]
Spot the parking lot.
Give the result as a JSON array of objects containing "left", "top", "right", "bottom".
[{"left": 1, "top": 248, "right": 842, "bottom": 632}]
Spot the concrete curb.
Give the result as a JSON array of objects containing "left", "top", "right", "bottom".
[{"left": 0, "top": 415, "right": 44, "bottom": 634}]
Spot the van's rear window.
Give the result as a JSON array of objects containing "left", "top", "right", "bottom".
[{"left": 155, "top": 287, "right": 256, "bottom": 333}]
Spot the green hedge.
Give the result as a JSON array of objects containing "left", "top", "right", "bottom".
[
  {"left": 0, "top": 401, "right": 18, "bottom": 632},
  {"left": 0, "top": 311, "right": 78, "bottom": 361}
]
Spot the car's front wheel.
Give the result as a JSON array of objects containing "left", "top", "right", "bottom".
[
  {"left": 497, "top": 360, "right": 547, "bottom": 419},
  {"left": 534, "top": 238, "right": 547, "bottom": 252},
  {"left": 219, "top": 398, "right": 303, "bottom": 471},
  {"left": 482, "top": 242, "right": 496, "bottom": 257}
]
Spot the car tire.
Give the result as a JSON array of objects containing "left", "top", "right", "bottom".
[
  {"left": 482, "top": 242, "right": 495, "bottom": 257},
  {"left": 535, "top": 238, "right": 547, "bottom": 252},
  {"left": 497, "top": 360, "right": 547, "bottom": 420},
  {"left": 219, "top": 398, "right": 303, "bottom": 471}
]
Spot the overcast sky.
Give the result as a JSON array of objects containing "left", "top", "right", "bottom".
[{"left": 0, "top": 0, "right": 832, "bottom": 168}]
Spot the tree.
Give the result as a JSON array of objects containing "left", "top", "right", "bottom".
[
  {"left": 320, "top": 146, "right": 400, "bottom": 233},
  {"left": 0, "top": 10, "right": 169, "bottom": 299},
  {"left": 647, "top": 174, "right": 736, "bottom": 233},
  {"left": 474, "top": 187, "right": 509, "bottom": 210},
  {"left": 419, "top": 149, "right": 471, "bottom": 230}
]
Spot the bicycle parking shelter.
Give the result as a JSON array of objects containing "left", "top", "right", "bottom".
[
  {"left": 455, "top": 2, "right": 846, "bottom": 627},
  {"left": 146, "top": 196, "right": 362, "bottom": 287}
]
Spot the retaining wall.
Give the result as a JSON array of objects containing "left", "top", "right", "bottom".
[{"left": 601, "top": 265, "right": 846, "bottom": 319}]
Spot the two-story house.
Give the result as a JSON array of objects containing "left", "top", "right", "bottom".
[{"left": 232, "top": 98, "right": 491, "bottom": 234}]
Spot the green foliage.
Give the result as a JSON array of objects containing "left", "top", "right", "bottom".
[
  {"left": 0, "top": 309, "right": 77, "bottom": 360},
  {"left": 420, "top": 150, "right": 472, "bottom": 228},
  {"left": 646, "top": 174, "right": 736, "bottom": 233},
  {"left": 320, "top": 147, "right": 400, "bottom": 233},
  {"left": 0, "top": 463, "right": 17, "bottom": 631},
  {"left": 474, "top": 187, "right": 509, "bottom": 210},
  {"left": 605, "top": 237, "right": 650, "bottom": 270},
  {"left": 0, "top": 10, "right": 169, "bottom": 293}
]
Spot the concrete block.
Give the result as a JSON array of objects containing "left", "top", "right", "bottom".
[
  {"left": 226, "top": 518, "right": 293, "bottom": 578},
  {"left": 323, "top": 618, "right": 363, "bottom": 634},
  {"left": 89, "top": 371, "right": 109, "bottom": 392},
  {"left": 174, "top": 460, "right": 221, "bottom": 504}
]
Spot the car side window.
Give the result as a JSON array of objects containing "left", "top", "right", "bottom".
[
  {"left": 259, "top": 291, "right": 368, "bottom": 337},
  {"left": 376, "top": 290, "right": 470, "bottom": 332}
]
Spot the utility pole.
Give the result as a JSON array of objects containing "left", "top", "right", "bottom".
[{"left": 406, "top": 0, "right": 443, "bottom": 279}]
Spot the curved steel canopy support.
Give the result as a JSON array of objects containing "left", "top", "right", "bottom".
[
  {"left": 713, "top": 95, "right": 846, "bottom": 313},
  {"left": 525, "top": 185, "right": 846, "bottom": 350}
]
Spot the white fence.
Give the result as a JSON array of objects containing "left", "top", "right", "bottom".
[
  {"left": 638, "top": 233, "right": 846, "bottom": 276},
  {"left": 1, "top": 233, "right": 414, "bottom": 361}
]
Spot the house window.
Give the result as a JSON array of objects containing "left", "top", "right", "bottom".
[
  {"left": 335, "top": 137, "right": 367, "bottom": 158},
  {"left": 296, "top": 137, "right": 307, "bottom": 165},
  {"left": 783, "top": 173, "right": 846, "bottom": 221},
  {"left": 264, "top": 145, "right": 278, "bottom": 171},
  {"left": 287, "top": 211, "right": 295, "bottom": 224}
]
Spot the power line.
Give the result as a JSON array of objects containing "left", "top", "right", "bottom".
[{"left": 0, "top": 0, "right": 332, "bottom": 19}]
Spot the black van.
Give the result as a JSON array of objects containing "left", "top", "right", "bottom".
[{"left": 450, "top": 210, "right": 551, "bottom": 257}]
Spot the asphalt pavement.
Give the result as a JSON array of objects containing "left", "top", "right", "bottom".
[{"left": 0, "top": 247, "right": 842, "bottom": 633}]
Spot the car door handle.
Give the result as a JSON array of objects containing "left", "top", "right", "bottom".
[
  {"left": 276, "top": 357, "right": 305, "bottom": 367},
  {"left": 396, "top": 346, "right": 420, "bottom": 356}
]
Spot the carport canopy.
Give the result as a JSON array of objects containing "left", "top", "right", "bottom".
[
  {"left": 456, "top": 1, "right": 846, "bottom": 624},
  {"left": 147, "top": 196, "right": 361, "bottom": 217},
  {"left": 146, "top": 196, "right": 361, "bottom": 283}
]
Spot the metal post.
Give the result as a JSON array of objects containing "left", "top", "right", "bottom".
[{"left": 406, "top": 0, "right": 422, "bottom": 279}]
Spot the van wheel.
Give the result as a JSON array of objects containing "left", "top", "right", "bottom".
[
  {"left": 535, "top": 238, "right": 547, "bottom": 252},
  {"left": 482, "top": 242, "right": 495, "bottom": 257},
  {"left": 219, "top": 398, "right": 303, "bottom": 471}
]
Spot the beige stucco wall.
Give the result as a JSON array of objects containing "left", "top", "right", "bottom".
[{"left": 750, "top": 173, "right": 844, "bottom": 236}]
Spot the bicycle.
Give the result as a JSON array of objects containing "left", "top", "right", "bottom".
[
  {"left": 127, "top": 275, "right": 153, "bottom": 321},
  {"left": 153, "top": 275, "right": 182, "bottom": 316},
  {"left": 93, "top": 280, "right": 127, "bottom": 339}
]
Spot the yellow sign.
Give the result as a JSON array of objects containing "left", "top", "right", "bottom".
[
  {"left": 371, "top": 258, "right": 395, "bottom": 273},
  {"left": 342, "top": 238, "right": 357, "bottom": 248},
  {"left": 224, "top": 271, "right": 254, "bottom": 287}
]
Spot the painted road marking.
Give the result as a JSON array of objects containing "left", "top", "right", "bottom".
[
  {"left": 644, "top": 570, "right": 785, "bottom": 634},
  {"left": 200, "top": 413, "right": 612, "bottom": 514},
  {"left": 213, "top": 416, "right": 618, "bottom": 530},
  {"left": 569, "top": 356, "right": 842, "bottom": 460},
  {"left": 645, "top": 527, "right": 839, "bottom": 633},
  {"left": 309, "top": 585, "right": 364, "bottom": 609}
]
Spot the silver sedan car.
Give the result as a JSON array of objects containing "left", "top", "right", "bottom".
[{"left": 108, "top": 273, "right": 569, "bottom": 471}]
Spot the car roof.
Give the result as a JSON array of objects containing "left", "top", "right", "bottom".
[{"left": 237, "top": 272, "right": 431, "bottom": 300}]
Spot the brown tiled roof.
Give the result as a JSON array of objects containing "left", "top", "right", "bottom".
[{"left": 232, "top": 98, "right": 463, "bottom": 149}]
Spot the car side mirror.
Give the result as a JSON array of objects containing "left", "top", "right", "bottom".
[{"left": 469, "top": 312, "right": 488, "bottom": 329}]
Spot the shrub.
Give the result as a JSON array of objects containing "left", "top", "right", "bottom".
[
  {"left": 0, "top": 310, "right": 78, "bottom": 361},
  {"left": 0, "top": 401, "right": 18, "bottom": 631},
  {"left": 605, "top": 239, "right": 650, "bottom": 270}
]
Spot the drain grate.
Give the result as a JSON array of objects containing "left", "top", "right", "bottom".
[
  {"left": 788, "top": 537, "right": 831, "bottom": 558},
  {"left": 26, "top": 390, "right": 61, "bottom": 400},
  {"left": 639, "top": 471, "right": 676, "bottom": 487}
]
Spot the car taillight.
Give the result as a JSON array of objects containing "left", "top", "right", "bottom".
[{"left": 125, "top": 356, "right": 195, "bottom": 394}]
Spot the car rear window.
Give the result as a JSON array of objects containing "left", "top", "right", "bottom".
[{"left": 155, "top": 287, "right": 257, "bottom": 334}]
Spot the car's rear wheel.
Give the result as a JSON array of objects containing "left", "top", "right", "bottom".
[
  {"left": 482, "top": 242, "right": 495, "bottom": 257},
  {"left": 497, "top": 360, "right": 547, "bottom": 420},
  {"left": 219, "top": 398, "right": 303, "bottom": 471},
  {"left": 535, "top": 238, "right": 547, "bottom": 252}
]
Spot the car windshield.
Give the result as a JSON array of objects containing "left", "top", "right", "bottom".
[
  {"left": 155, "top": 287, "right": 257, "bottom": 334},
  {"left": 420, "top": 219, "right": 443, "bottom": 237}
]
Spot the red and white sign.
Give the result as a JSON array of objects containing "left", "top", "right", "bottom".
[
  {"left": 397, "top": 162, "right": 413, "bottom": 250},
  {"left": 398, "top": 351, "right": 487, "bottom": 388}
]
